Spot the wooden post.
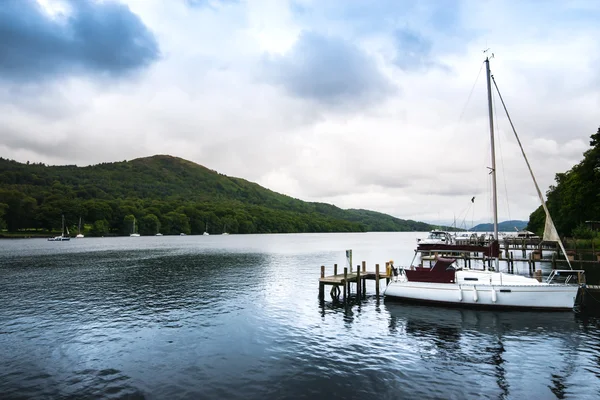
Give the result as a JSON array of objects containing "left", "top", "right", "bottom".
[
  {"left": 375, "top": 264, "right": 380, "bottom": 296},
  {"left": 551, "top": 252, "right": 557, "bottom": 270},
  {"left": 356, "top": 265, "right": 361, "bottom": 298},
  {"left": 361, "top": 261, "right": 366, "bottom": 294},
  {"left": 343, "top": 267, "right": 348, "bottom": 301},
  {"left": 321, "top": 265, "right": 325, "bottom": 279},
  {"left": 334, "top": 263, "right": 338, "bottom": 276}
]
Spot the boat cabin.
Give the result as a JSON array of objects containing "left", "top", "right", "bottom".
[{"left": 405, "top": 257, "right": 457, "bottom": 283}]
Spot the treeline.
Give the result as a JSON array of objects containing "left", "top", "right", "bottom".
[
  {"left": 528, "top": 126, "right": 600, "bottom": 237},
  {"left": 0, "top": 155, "right": 435, "bottom": 236}
]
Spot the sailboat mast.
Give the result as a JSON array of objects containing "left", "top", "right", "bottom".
[{"left": 485, "top": 57, "right": 499, "bottom": 244}]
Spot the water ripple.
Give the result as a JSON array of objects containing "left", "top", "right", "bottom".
[{"left": 1, "top": 234, "right": 600, "bottom": 399}]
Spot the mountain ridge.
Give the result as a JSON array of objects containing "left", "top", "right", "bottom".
[{"left": 0, "top": 154, "right": 450, "bottom": 235}]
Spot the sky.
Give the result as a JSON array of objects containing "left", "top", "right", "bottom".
[{"left": 0, "top": 0, "right": 599, "bottom": 228}]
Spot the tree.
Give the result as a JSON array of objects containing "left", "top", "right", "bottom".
[
  {"left": 140, "top": 214, "right": 160, "bottom": 235},
  {"left": 89, "top": 220, "right": 109, "bottom": 237}
]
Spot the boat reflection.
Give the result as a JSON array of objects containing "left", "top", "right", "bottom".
[{"left": 385, "top": 302, "right": 585, "bottom": 399}]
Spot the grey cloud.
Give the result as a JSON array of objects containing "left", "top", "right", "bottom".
[
  {"left": 0, "top": 0, "right": 159, "bottom": 82},
  {"left": 393, "top": 29, "right": 448, "bottom": 72},
  {"left": 262, "top": 31, "right": 396, "bottom": 108}
]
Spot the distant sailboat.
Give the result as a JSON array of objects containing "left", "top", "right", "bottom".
[
  {"left": 222, "top": 224, "right": 229, "bottom": 235},
  {"left": 76, "top": 216, "right": 84, "bottom": 238},
  {"left": 48, "top": 214, "right": 70, "bottom": 241},
  {"left": 203, "top": 222, "right": 209, "bottom": 236},
  {"left": 155, "top": 221, "right": 162, "bottom": 236},
  {"left": 130, "top": 217, "right": 140, "bottom": 237}
]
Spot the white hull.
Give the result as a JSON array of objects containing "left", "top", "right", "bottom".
[
  {"left": 48, "top": 236, "right": 70, "bottom": 241},
  {"left": 384, "top": 280, "right": 579, "bottom": 310}
]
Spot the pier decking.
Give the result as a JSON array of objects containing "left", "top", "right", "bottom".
[{"left": 318, "top": 261, "right": 392, "bottom": 301}]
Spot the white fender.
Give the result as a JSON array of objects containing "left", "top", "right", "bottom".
[
  {"left": 473, "top": 287, "right": 478, "bottom": 302},
  {"left": 458, "top": 287, "right": 463, "bottom": 301},
  {"left": 491, "top": 288, "right": 497, "bottom": 303}
]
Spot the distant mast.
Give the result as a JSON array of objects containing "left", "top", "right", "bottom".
[{"left": 485, "top": 56, "right": 499, "bottom": 255}]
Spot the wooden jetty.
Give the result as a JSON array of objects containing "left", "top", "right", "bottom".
[
  {"left": 318, "top": 261, "right": 392, "bottom": 301},
  {"left": 319, "top": 251, "right": 600, "bottom": 302}
]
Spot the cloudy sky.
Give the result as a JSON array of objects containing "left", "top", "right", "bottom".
[{"left": 1, "top": 0, "right": 598, "bottom": 227}]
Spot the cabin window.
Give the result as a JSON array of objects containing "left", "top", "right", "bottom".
[
  {"left": 500, "top": 289, "right": 511, "bottom": 293},
  {"left": 464, "top": 277, "right": 478, "bottom": 281}
]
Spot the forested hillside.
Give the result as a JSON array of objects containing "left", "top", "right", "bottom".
[
  {"left": 528, "top": 126, "right": 600, "bottom": 237},
  {"left": 0, "top": 155, "right": 438, "bottom": 236}
]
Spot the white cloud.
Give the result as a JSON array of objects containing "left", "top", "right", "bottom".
[{"left": 0, "top": 0, "right": 599, "bottom": 227}]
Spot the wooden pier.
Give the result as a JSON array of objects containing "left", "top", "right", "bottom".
[{"left": 318, "top": 261, "right": 392, "bottom": 301}]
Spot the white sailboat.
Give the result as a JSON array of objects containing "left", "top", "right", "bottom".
[
  {"left": 76, "top": 216, "right": 84, "bottom": 238},
  {"left": 222, "top": 224, "right": 229, "bottom": 235},
  {"left": 48, "top": 214, "right": 70, "bottom": 241},
  {"left": 130, "top": 217, "right": 140, "bottom": 237},
  {"left": 203, "top": 222, "right": 209, "bottom": 236},
  {"left": 384, "top": 56, "right": 584, "bottom": 311}
]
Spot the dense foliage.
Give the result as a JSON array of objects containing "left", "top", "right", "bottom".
[
  {"left": 0, "top": 155, "right": 438, "bottom": 236},
  {"left": 527, "top": 126, "right": 600, "bottom": 236}
]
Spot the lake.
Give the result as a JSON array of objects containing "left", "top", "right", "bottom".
[{"left": 1, "top": 232, "right": 599, "bottom": 399}]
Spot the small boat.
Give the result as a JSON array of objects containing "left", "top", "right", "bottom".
[
  {"left": 417, "top": 230, "right": 454, "bottom": 245},
  {"left": 222, "top": 224, "right": 229, "bottom": 235},
  {"left": 384, "top": 56, "right": 584, "bottom": 311},
  {"left": 130, "top": 217, "right": 140, "bottom": 237},
  {"left": 76, "top": 216, "right": 84, "bottom": 238},
  {"left": 203, "top": 222, "right": 209, "bottom": 236},
  {"left": 48, "top": 215, "right": 70, "bottom": 241}
]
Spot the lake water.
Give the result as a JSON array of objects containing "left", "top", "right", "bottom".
[{"left": 1, "top": 232, "right": 599, "bottom": 399}]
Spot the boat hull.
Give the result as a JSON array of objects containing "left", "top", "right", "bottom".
[{"left": 384, "top": 281, "right": 579, "bottom": 311}]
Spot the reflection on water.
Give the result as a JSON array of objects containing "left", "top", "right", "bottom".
[{"left": 1, "top": 233, "right": 600, "bottom": 399}]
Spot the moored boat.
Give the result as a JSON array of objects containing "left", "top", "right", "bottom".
[{"left": 384, "top": 55, "right": 584, "bottom": 310}]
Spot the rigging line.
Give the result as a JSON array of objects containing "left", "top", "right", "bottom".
[
  {"left": 450, "top": 61, "right": 485, "bottom": 137},
  {"left": 491, "top": 78, "right": 512, "bottom": 221},
  {"left": 491, "top": 75, "right": 573, "bottom": 270}
]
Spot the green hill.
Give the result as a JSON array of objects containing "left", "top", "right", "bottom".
[
  {"left": 528, "top": 126, "right": 600, "bottom": 237},
  {"left": 0, "top": 155, "right": 439, "bottom": 236},
  {"left": 470, "top": 220, "right": 528, "bottom": 232}
]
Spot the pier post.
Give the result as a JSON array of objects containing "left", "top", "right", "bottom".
[
  {"left": 551, "top": 252, "right": 557, "bottom": 270},
  {"left": 343, "top": 267, "right": 348, "bottom": 301},
  {"left": 361, "top": 261, "right": 366, "bottom": 295},
  {"left": 334, "top": 263, "right": 338, "bottom": 276},
  {"left": 375, "top": 264, "right": 380, "bottom": 296},
  {"left": 356, "top": 265, "right": 361, "bottom": 299},
  {"left": 319, "top": 265, "right": 325, "bottom": 299}
]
